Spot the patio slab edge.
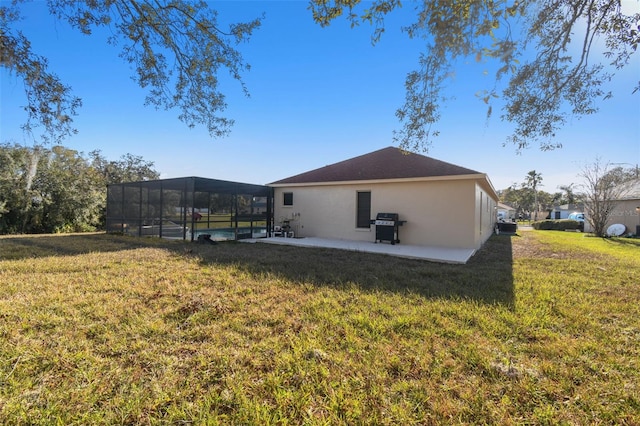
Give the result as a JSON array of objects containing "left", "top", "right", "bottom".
[{"left": 250, "top": 237, "right": 475, "bottom": 264}]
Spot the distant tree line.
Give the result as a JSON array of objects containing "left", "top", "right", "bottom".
[{"left": 0, "top": 143, "right": 159, "bottom": 234}]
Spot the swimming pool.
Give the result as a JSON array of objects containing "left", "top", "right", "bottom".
[{"left": 192, "top": 227, "right": 267, "bottom": 241}]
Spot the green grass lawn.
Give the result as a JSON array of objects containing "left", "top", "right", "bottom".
[{"left": 0, "top": 231, "right": 638, "bottom": 424}]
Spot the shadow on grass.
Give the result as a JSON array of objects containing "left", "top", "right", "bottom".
[
  {"left": 194, "top": 234, "right": 516, "bottom": 307},
  {"left": 601, "top": 236, "right": 640, "bottom": 248},
  {"left": 0, "top": 232, "right": 515, "bottom": 306}
]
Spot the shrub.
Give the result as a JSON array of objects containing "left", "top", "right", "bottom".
[{"left": 532, "top": 219, "right": 583, "bottom": 231}]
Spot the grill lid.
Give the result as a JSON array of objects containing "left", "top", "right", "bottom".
[{"left": 376, "top": 212, "right": 399, "bottom": 221}]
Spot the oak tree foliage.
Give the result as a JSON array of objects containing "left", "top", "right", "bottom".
[
  {"left": 2, "top": 1, "right": 638, "bottom": 150},
  {"left": 0, "top": 143, "right": 159, "bottom": 234},
  {"left": 1, "top": 0, "right": 261, "bottom": 143},
  {"left": 309, "top": 0, "right": 639, "bottom": 152}
]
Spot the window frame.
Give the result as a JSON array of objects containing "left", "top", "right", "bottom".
[
  {"left": 356, "top": 190, "right": 372, "bottom": 229},
  {"left": 283, "top": 192, "right": 293, "bottom": 207}
]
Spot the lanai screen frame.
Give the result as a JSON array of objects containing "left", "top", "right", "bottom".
[{"left": 106, "top": 176, "right": 272, "bottom": 241}]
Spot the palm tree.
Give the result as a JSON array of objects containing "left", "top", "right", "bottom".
[
  {"left": 558, "top": 184, "right": 577, "bottom": 206},
  {"left": 524, "top": 170, "right": 543, "bottom": 221}
]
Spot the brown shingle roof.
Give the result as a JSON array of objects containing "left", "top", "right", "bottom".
[{"left": 269, "top": 147, "right": 481, "bottom": 185}]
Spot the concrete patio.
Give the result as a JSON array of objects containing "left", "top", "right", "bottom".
[{"left": 248, "top": 237, "right": 476, "bottom": 264}]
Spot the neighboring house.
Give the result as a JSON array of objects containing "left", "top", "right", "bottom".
[
  {"left": 548, "top": 204, "right": 584, "bottom": 220},
  {"left": 268, "top": 147, "right": 499, "bottom": 250},
  {"left": 600, "top": 178, "right": 640, "bottom": 235},
  {"left": 497, "top": 203, "right": 516, "bottom": 221}
]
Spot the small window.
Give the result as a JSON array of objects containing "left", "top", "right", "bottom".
[
  {"left": 356, "top": 191, "right": 371, "bottom": 228},
  {"left": 283, "top": 192, "right": 293, "bottom": 206}
]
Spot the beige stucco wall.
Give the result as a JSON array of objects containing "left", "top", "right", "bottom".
[
  {"left": 272, "top": 177, "right": 498, "bottom": 250},
  {"left": 474, "top": 182, "right": 499, "bottom": 248},
  {"left": 604, "top": 200, "right": 640, "bottom": 235}
]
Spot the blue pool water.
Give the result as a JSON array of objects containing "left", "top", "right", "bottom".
[{"left": 193, "top": 227, "right": 267, "bottom": 241}]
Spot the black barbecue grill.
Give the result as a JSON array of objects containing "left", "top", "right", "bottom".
[{"left": 371, "top": 212, "right": 406, "bottom": 245}]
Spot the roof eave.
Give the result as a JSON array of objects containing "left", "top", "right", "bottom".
[
  {"left": 269, "top": 173, "right": 491, "bottom": 188},
  {"left": 478, "top": 174, "right": 499, "bottom": 201}
]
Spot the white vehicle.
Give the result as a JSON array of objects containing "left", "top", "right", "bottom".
[
  {"left": 567, "top": 212, "right": 585, "bottom": 231},
  {"left": 568, "top": 212, "right": 585, "bottom": 222}
]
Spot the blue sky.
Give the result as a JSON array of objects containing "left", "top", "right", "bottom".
[{"left": 2, "top": 0, "right": 639, "bottom": 193}]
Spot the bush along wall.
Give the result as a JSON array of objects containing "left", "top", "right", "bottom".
[{"left": 531, "top": 219, "right": 584, "bottom": 232}]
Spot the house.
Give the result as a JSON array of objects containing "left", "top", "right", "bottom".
[
  {"left": 268, "top": 147, "right": 499, "bottom": 251},
  {"left": 548, "top": 204, "right": 584, "bottom": 220},
  {"left": 497, "top": 203, "right": 516, "bottom": 221},
  {"left": 599, "top": 178, "right": 640, "bottom": 235}
]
